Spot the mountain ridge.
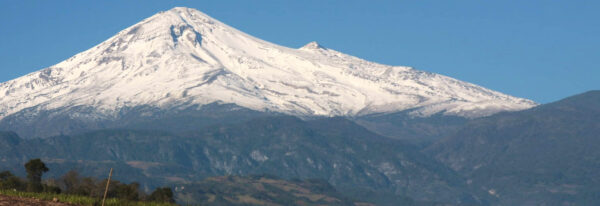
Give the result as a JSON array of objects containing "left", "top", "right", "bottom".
[{"left": 0, "top": 7, "right": 535, "bottom": 123}]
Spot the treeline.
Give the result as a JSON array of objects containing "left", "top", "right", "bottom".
[{"left": 0, "top": 158, "right": 174, "bottom": 203}]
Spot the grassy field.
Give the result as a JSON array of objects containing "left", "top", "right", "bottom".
[{"left": 0, "top": 189, "right": 177, "bottom": 206}]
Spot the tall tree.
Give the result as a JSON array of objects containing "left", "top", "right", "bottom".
[{"left": 24, "top": 158, "right": 49, "bottom": 192}]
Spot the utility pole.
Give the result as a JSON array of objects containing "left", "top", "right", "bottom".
[{"left": 101, "top": 168, "right": 113, "bottom": 206}]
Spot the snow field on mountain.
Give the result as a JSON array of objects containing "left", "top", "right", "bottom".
[{"left": 0, "top": 7, "right": 536, "bottom": 120}]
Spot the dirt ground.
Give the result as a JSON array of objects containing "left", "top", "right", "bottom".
[{"left": 0, "top": 194, "right": 80, "bottom": 206}]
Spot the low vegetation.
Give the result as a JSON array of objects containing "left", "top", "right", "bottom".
[
  {"left": 0, "top": 159, "right": 176, "bottom": 206},
  {"left": 175, "top": 174, "right": 373, "bottom": 206},
  {"left": 0, "top": 189, "right": 175, "bottom": 206}
]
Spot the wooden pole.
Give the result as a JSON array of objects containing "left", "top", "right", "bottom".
[{"left": 101, "top": 168, "right": 113, "bottom": 206}]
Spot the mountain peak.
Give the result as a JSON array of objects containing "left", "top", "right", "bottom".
[
  {"left": 127, "top": 7, "right": 218, "bottom": 36},
  {"left": 169, "top": 6, "right": 194, "bottom": 12},
  {"left": 162, "top": 7, "right": 209, "bottom": 17},
  {"left": 165, "top": 7, "right": 215, "bottom": 21},
  {"left": 0, "top": 7, "right": 536, "bottom": 121},
  {"left": 300, "top": 41, "right": 324, "bottom": 50}
]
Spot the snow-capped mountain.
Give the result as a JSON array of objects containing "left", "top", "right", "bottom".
[{"left": 0, "top": 7, "right": 535, "bottom": 122}]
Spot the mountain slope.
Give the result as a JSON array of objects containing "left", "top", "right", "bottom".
[
  {"left": 0, "top": 116, "right": 488, "bottom": 205},
  {"left": 426, "top": 90, "right": 600, "bottom": 205},
  {"left": 355, "top": 110, "right": 469, "bottom": 146},
  {"left": 0, "top": 7, "right": 534, "bottom": 129}
]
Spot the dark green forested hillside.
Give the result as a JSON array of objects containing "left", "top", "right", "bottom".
[
  {"left": 0, "top": 116, "right": 486, "bottom": 205},
  {"left": 426, "top": 90, "right": 600, "bottom": 205},
  {"left": 355, "top": 111, "right": 468, "bottom": 147}
]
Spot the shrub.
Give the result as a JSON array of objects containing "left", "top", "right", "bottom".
[
  {"left": 148, "top": 187, "right": 175, "bottom": 203},
  {"left": 0, "top": 171, "right": 26, "bottom": 191}
]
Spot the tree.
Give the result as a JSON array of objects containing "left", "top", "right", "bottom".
[
  {"left": 42, "top": 181, "right": 62, "bottom": 194},
  {"left": 60, "top": 170, "right": 81, "bottom": 194},
  {"left": 148, "top": 187, "right": 175, "bottom": 203},
  {"left": 115, "top": 182, "right": 141, "bottom": 201},
  {"left": 0, "top": 170, "right": 25, "bottom": 190},
  {"left": 24, "top": 158, "right": 49, "bottom": 192},
  {"left": 0, "top": 171, "right": 14, "bottom": 181}
]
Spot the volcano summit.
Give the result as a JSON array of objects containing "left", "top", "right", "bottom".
[{"left": 0, "top": 7, "right": 535, "bottom": 138}]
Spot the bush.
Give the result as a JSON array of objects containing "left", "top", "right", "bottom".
[
  {"left": 0, "top": 171, "right": 26, "bottom": 191},
  {"left": 0, "top": 171, "right": 13, "bottom": 180},
  {"left": 114, "top": 182, "right": 141, "bottom": 201},
  {"left": 148, "top": 187, "right": 175, "bottom": 203},
  {"left": 42, "top": 184, "right": 61, "bottom": 194}
]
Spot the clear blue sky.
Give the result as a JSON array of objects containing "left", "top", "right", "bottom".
[{"left": 1, "top": 1, "right": 598, "bottom": 103}]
